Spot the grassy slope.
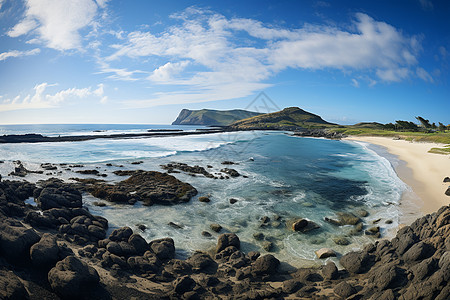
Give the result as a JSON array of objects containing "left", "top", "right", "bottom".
[
  {"left": 173, "top": 109, "right": 261, "bottom": 126},
  {"left": 231, "top": 107, "right": 335, "bottom": 129}
]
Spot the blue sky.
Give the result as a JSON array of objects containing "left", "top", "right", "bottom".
[{"left": 0, "top": 0, "right": 449, "bottom": 125}]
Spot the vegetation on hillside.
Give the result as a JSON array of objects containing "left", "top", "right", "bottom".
[{"left": 172, "top": 109, "right": 262, "bottom": 126}]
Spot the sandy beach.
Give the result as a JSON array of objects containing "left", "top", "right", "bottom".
[{"left": 347, "top": 136, "right": 450, "bottom": 214}]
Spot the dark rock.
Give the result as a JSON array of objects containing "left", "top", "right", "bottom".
[
  {"left": 0, "top": 219, "right": 40, "bottom": 262},
  {"left": 333, "top": 281, "right": 356, "bottom": 298},
  {"left": 444, "top": 177, "right": 450, "bottom": 183},
  {"left": 109, "top": 226, "right": 133, "bottom": 242},
  {"left": 75, "top": 169, "right": 99, "bottom": 175},
  {"left": 48, "top": 256, "right": 100, "bottom": 299},
  {"left": 30, "top": 233, "right": 59, "bottom": 269},
  {"left": 201, "top": 231, "right": 211, "bottom": 237},
  {"left": 247, "top": 251, "right": 260, "bottom": 261},
  {"left": 221, "top": 161, "right": 235, "bottom": 165},
  {"left": 90, "top": 171, "right": 198, "bottom": 206},
  {"left": 282, "top": 279, "right": 303, "bottom": 293},
  {"left": 368, "top": 263, "right": 405, "bottom": 291},
  {"left": 340, "top": 251, "right": 373, "bottom": 274},
  {"left": 229, "top": 198, "right": 238, "bottom": 204},
  {"left": 260, "top": 216, "right": 270, "bottom": 223},
  {"left": 0, "top": 270, "right": 29, "bottom": 300},
  {"left": 391, "top": 227, "right": 418, "bottom": 255},
  {"left": 210, "top": 223, "right": 222, "bottom": 233},
  {"left": 322, "top": 261, "right": 339, "bottom": 280},
  {"left": 402, "top": 241, "right": 434, "bottom": 262},
  {"left": 149, "top": 238, "right": 175, "bottom": 260},
  {"left": 36, "top": 184, "right": 82, "bottom": 210},
  {"left": 187, "top": 252, "right": 216, "bottom": 272},
  {"left": 128, "top": 234, "right": 148, "bottom": 255},
  {"left": 168, "top": 222, "right": 184, "bottom": 229},
  {"left": 220, "top": 168, "right": 240, "bottom": 177},
  {"left": 127, "top": 255, "right": 160, "bottom": 273},
  {"left": 337, "top": 212, "right": 361, "bottom": 225},
  {"left": 292, "top": 218, "right": 308, "bottom": 231},
  {"left": 333, "top": 236, "right": 350, "bottom": 245},
  {"left": 410, "top": 257, "right": 437, "bottom": 281},
  {"left": 216, "top": 233, "right": 240, "bottom": 253},
  {"left": 253, "top": 232, "right": 264, "bottom": 241},
  {"left": 262, "top": 241, "right": 274, "bottom": 252},
  {"left": 445, "top": 187, "right": 450, "bottom": 196},
  {"left": 173, "top": 275, "right": 196, "bottom": 294},
  {"left": 198, "top": 196, "right": 210, "bottom": 203},
  {"left": 252, "top": 254, "right": 280, "bottom": 275}
]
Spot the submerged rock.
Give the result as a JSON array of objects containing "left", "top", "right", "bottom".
[{"left": 315, "top": 248, "right": 337, "bottom": 259}]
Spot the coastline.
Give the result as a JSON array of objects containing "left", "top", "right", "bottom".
[{"left": 346, "top": 136, "right": 449, "bottom": 215}]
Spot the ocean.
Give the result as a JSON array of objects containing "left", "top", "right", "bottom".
[{"left": 0, "top": 124, "right": 417, "bottom": 267}]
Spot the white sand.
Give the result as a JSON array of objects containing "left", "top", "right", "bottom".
[{"left": 347, "top": 136, "right": 450, "bottom": 214}]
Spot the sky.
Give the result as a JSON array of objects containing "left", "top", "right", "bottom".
[{"left": 0, "top": 0, "right": 449, "bottom": 125}]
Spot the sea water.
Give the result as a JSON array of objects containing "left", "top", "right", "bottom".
[{"left": 0, "top": 125, "right": 414, "bottom": 267}]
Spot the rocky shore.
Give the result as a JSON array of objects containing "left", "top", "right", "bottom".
[{"left": 0, "top": 172, "right": 449, "bottom": 299}]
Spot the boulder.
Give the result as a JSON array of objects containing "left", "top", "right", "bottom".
[
  {"left": 127, "top": 255, "right": 160, "bottom": 273},
  {"left": 210, "top": 223, "right": 222, "bottom": 233},
  {"left": 444, "top": 177, "right": 450, "bottom": 183},
  {"left": 109, "top": 226, "right": 133, "bottom": 242},
  {"left": 149, "top": 238, "right": 175, "bottom": 260},
  {"left": 187, "top": 252, "right": 217, "bottom": 272},
  {"left": 337, "top": 212, "right": 361, "bottom": 225},
  {"left": 252, "top": 254, "right": 280, "bottom": 275},
  {"left": 216, "top": 233, "right": 240, "bottom": 253},
  {"left": 173, "top": 275, "right": 196, "bottom": 294},
  {"left": 333, "top": 236, "right": 350, "bottom": 245},
  {"left": 30, "top": 233, "right": 59, "bottom": 269},
  {"left": 402, "top": 241, "right": 434, "bottom": 262},
  {"left": 48, "top": 256, "right": 99, "bottom": 299},
  {"left": 333, "top": 281, "right": 356, "bottom": 298},
  {"left": 198, "top": 196, "right": 210, "bottom": 203},
  {"left": 314, "top": 248, "right": 336, "bottom": 259},
  {"left": 282, "top": 279, "right": 303, "bottom": 294},
  {"left": 340, "top": 251, "right": 372, "bottom": 274},
  {"left": 0, "top": 219, "right": 40, "bottom": 262},
  {"left": 368, "top": 264, "right": 405, "bottom": 291},
  {"left": 0, "top": 270, "right": 29, "bottom": 300},
  {"left": 292, "top": 219, "right": 308, "bottom": 231},
  {"left": 220, "top": 168, "right": 240, "bottom": 177},
  {"left": 322, "top": 261, "right": 338, "bottom": 280},
  {"left": 445, "top": 187, "right": 450, "bottom": 196},
  {"left": 128, "top": 234, "right": 148, "bottom": 255},
  {"left": 36, "top": 183, "right": 82, "bottom": 210}
]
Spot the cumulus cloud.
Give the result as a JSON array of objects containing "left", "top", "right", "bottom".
[
  {"left": 0, "top": 48, "right": 40, "bottom": 61},
  {"left": 106, "top": 9, "right": 424, "bottom": 107},
  {"left": 419, "top": 0, "right": 433, "bottom": 10},
  {"left": 7, "top": 0, "right": 103, "bottom": 50},
  {"left": 0, "top": 83, "right": 106, "bottom": 112}
]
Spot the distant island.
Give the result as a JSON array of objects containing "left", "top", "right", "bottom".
[{"left": 172, "top": 109, "right": 262, "bottom": 126}]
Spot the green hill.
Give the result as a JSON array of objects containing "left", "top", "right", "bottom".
[
  {"left": 172, "top": 109, "right": 262, "bottom": 126},
  {"left": 230, "top": 107, "right": 335, "bottom": 130}
]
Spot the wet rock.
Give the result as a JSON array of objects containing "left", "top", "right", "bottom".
[
  {"left": 337, "top": 212, "right": 361, "bottom": 225},
  {"left": 292, "top": 218, "right": 308, "bottom": 231},
  {"left": 333, "top": 236, "right": 350, "bottom": 245},
  {"left": 36, "top": 182, "right": 82, "bottom": 210},
  {"left": 248, "top": 251, "right": 260, "bottom": 261},
  {"left": 0, "top": 218, "right": 40, "bottom": 262},
  {"left": 229, "top": 198, "right": 238, "bottom": 204},
  {"left": 90, "top": 171, "right": 198, "bottom": 206},
  {"left": 161, "top": 162, "right": 214, "bottom": 178},
  {"left": 216, "top": 233, "right": 240, "bottom": 253},
  {"left": 210, "top": 223, "right": 222, "bottom": 233},
  {"left": 149, "top": 238, "right": 175, "bottom": 260},
  {"left": 48, "top": 256, "right": 100, "bottom": 299},
  {"left": 0, "top": 270, "right": 29, "bottom": 300},
  {"left": 30, "top": 233, "right": 59, "bottom": 269},
  {"left": 201, "top": 231, "right": 211, "bottom": 237},
  {"left": 333, "top": 281, "right": 356, "bottom": 298},
  {"left": 356, "top": 208, "right": 369, "bottom": 217},
  {"left": 262, "top": 241, "right": 274, "bottom": 252},
  {"left": 445, "top": 187, "right": 450, "bottom": 196},
  {"left": 444, "top": 177, "right": 450, "bottom": 183},
  {"left": 253, "top": 232, "right": 264, "bottom": 241},
  {"left": 252, "top": 254, "right": 280, "bottom": 275},
  {"left": 291, "top": 218, "right": 320, "bottom": 233},
  {"left": 221, "top": 161, "right": 235, "bottom": 165},
  {"left": 322, "top": 261, "right": 338, "bottom": 280},
  {"left": 220, "top": 168, "right": 240, "bottom": 177},
  {"left": 168, "top": 222, "right": 184, "bottom": 229},
  {"left": 315, "top": 248, "right": 337, "bottom": 259},
  {"left": 198, "top": 196, "right": 210, "bottom": 203}
]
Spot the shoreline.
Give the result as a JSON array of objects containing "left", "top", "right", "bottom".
[{"left": 346, "top": 136, "right": 449, "bottom": 215}]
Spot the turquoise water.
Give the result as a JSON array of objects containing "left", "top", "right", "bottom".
[{"left": 0, "top": 125, "right": 407, "bottom": 266}]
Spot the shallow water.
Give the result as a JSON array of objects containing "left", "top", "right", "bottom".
[{"left": 0, "top": 125, "right": 410, "bottom": 267}]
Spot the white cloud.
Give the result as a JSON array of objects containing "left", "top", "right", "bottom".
[
  {"left": 8, "top": 0, "right": 103, "bottom": 50},
  {"left": 148, "top": 61, "right": 190, "bottom": 82},
  {"left": 104, "top": 9, "right": 425, "bottom": 107},
  {"left": 352, "top": 79, "right": 360, "bottom": 88},
  {"left": 0, "top": 83, "right": 106, "bottom": 112},
  {"left": 0, "top": 48, "right": 40, "bottom": 61},
  {"left": 416, "top": 67, "right": 433, "bottom": 82}
]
